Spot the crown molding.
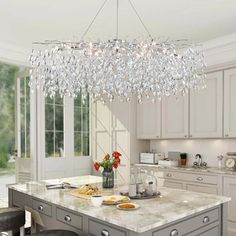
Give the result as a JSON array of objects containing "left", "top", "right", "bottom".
[
  {"left": 203, "top": 32, "right": 236, "bottom": 67},
  {"left": 0, "top": 41, "right": 30, "bottom": 67},
  {"left": 0, "top": 32, "right": 236, "bottom": 68}
]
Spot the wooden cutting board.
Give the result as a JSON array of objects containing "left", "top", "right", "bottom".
[{"left": 70, "top": 189, "right": 111, "bottom": 199}]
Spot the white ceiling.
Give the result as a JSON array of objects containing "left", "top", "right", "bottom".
[{"left": 0, "top": 0, "right": 236, "bottom": 50}]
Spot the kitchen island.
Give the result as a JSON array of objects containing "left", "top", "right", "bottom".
[{"left": 8, "top": 175, "right": 230, "bottom": 236}]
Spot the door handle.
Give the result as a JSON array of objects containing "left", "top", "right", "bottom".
[{"left": 101, "top": 229, "right": 109, "bottom": 236}]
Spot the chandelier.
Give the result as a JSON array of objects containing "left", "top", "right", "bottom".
[{"left": 29, "top": 0, "right": 206, "bottom": 103}]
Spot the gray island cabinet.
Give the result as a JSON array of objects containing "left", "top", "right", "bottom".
[{"left": 8, "top": 176, "right": 230, "bottom": 236}]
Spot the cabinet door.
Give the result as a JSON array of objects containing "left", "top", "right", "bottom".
[
  {"left": 224, "top": 68, "right": 236, "bottom": 138},
  {"left": 223, "top": 176, "right": 236, "bottom": 224},
  {"left": 137, "top": 100, "right": 161, "bottom": 139},
  {"left": 162, "top": 95, "right": 189, "bottom": 138},
  {"left": 190, "top": 71, "right": 223, "bottom": 138},
  {"left": 186, "top": 184, "right": 218, "bottom": 195}
]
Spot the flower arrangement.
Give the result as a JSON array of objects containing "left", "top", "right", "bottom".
[{"left": 94, "top": 151, "right": 122, "bottom": 171}]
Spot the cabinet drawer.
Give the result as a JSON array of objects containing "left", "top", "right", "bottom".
[
  {"left": 56, "top": 207, "right": 82, "bottom": 230},
  {"left": 88, "top": 218, "right": 126, "bottom": 236},
  {"left": 32, "top": 199, "right": 52, "bottom": 217},
  {"left": 153, "top": 207, "right": 219, "bottom": 236},
  {"left": 186, "top": 184, "right": 218, "bottom": 195},
  {"left": 164, "top": 171, "right": 218, "bottom": 185}
]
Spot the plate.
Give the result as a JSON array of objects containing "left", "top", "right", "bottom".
[
  {"left": 103, "top": 195, "right": 130, "bottom": 205},
  {"left": 116, "top": 203, "right": 140, "bottom": 211}
]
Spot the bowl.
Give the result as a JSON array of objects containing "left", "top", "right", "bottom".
[{"left": 91, "top": 195, "right": 104, "bottom": 207}]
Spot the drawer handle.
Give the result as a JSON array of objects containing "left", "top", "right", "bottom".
[
  {"left": 101, "top": 229, "right": 109, "bottom": 236},
  {"left": 170, "top": 229, "right": 178, "bottom": 236},
  {"left": 203, "top": 216, "right": 210, "bottom": 224},
  {"left": 38, "top": 205, "right": 44, "bottom": 211},
  {"left": 166, "top": 173, "right": 172, "bottom": 177},
  {"left": 64, "top": 215, "right": 71, "bottom": 222},
  {"left": 196, "top": 177, "right": 203, "bottom": 181}
]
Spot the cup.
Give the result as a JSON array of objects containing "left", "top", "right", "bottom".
[{"left": 91, "top": 195, "right": 104, "bottom": 207}]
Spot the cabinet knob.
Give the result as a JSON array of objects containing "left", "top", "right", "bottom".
[
  {"left": 101, "top": 229, "right": 110, "bottom": 236},
  {"left": 156, "top": 135, "right": 159, "bottom": 138},
  {"left": 64, "top": 215, "right": 71, "bottom": 222},
  {"left": 170, "top": 229, "right": 178, "bottom": 236},
  {"left": 225, "top": 134, "right": 229, "bottom": 137},
  {"left": 203, "top": 216, "right": 210, "bottom": 224},
  {"left": 38, "top": 205, "right": 44, "bottom": 211},
  {"left": 184, "top": 135, "right": 187, "bottom": 138},
  {"left": 196, "top": 177, "right": 203, "bottom": 181},
  {"left": 189, "top": 135, "right": 193, "bottom": 138},
  {"left": 166, "top": 173, "right": 172, "bottom": 177}
]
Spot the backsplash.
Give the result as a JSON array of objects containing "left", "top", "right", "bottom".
[{"left": 150, "top": 139, "right": 236, "bottom": 167}]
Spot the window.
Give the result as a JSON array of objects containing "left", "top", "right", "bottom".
[
  {"left": 74, "top": 94, "right": 89, "bottom": 156},
  {"left": 20, "top": 76, "right": 30, "bottom": 158},
  {"left": 45, "top": 94, "right": 64, "bottom": 158}
]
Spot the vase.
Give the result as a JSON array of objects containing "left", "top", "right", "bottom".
[{"left": 102, "top": 168, "right": 114, "bottom": 188}]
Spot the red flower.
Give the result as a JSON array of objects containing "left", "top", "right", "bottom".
[
  {"left": 115, "top": 157, "right": 121, "bottom": 164},
  {"left": 114, "top": 162, "right": 118, "bottom": 169},
  {"left": 94, "top": 162, "right": 100, "bottom": 171},
  {"left": 113, "top": 151, "right": 122, "bottom": 158}
]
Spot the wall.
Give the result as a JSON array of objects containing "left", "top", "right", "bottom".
[{"left": 150, "top": 139, "right": 236, "bottom": 167}]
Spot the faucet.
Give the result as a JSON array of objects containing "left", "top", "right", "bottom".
[{"left": 193, "top": 154, "right": 207, "bottom": 168}]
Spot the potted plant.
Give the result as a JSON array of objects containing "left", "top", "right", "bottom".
[{"left": 94, "top": 151, "right": 122, "bottom": 188}]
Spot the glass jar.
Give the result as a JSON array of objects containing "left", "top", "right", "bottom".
[
  {"left": 102, "top": 168, "right": 114, "bottom": 188},
  {"left": 144, "top": 170, "right": 157, "bottom": 196}
]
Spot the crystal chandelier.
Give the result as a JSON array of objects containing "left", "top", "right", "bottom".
[{"left": 29, "top": 0, "right": 206, "bottom": 103}]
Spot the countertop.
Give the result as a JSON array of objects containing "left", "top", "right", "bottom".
[
  {"left": 8, "top": 175, "right": 230, "bottom": 233},
  {"left": 136, "top": 163, "right": 236, "bottom": 175}
]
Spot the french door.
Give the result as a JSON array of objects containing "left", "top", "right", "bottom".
[
  {"left": 16, "top": 72, "right": 91, "bottom": 181},
  {"left": 16, "top": 71, "right": 37, "bottom": 182}
]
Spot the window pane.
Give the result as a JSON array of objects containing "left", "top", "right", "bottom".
[
  {"left": 45, "top": 104, "right": 53, "bottom": 131},
  {"left": 74, "top": 94, "right": 81, "bottom": 107},
  {"left": 74, "top": 107, "right": 81, "bottom": 131},
  {"left": 55, "top": 93, "right": 63, "bottom": 105},
  {"left": 74, "top": 132, "right": 82, "bottom": 156},
  {"left": 45, "top": 132, "right": 54, "bottom": 158},
  {"left": 55, "top": 105, "right": 63, "bottom": 131},
  {"left": 45, "top": 96, "right": 54, "bottom": 105},
  {"left": 45, "top": 92, "right": 64, "bottom": 158},
  {"left": 55, "top": 132, "right": 64, "bottom": 157},
  {"left": 82, "top": 132, "right": 89, "bottom": 156},
  {"left": 82, "top": 108, "right": 89, "bottom": 132},
  {"left": 74, "top": 94, "right": 89, "bottom": 157},
  {"left": 82, "top": 94, "right": 89, "bottom": 109}
]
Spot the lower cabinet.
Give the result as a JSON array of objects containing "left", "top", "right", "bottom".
[
  {"left": 223, "top": 176, "right": 236, "bottom": 236},
  {"left": 158, "top": 179, "right": 184, "bottom": 190},
  {"left": 186, "top": 183, "right": 218, "bottom": 195}
]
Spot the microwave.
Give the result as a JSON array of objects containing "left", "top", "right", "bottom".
[{"left": 140, "top": 153, "right": 165, "bottom": 164}]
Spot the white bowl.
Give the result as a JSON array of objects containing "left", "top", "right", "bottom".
[{"left": 91, "top": 195, "right": 104, "bottom": 207}]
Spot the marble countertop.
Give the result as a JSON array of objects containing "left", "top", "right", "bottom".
[
  {"left": 8, "top": 175, "right": 230, "bottom": 233},
  {"left": 136, "top": 163, "right": 236, "bottom": 175}
]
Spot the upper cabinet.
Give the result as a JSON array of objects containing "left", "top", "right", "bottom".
[
  {"left": 136, "top": 67, "right": 236, "bottom": 140},
  {"left": 137, "top": 100, "right": 161, "bottom": 139},
  {"left": 162, "top": 95, "right": 189, "bottom": 139},
  {"left": 190, "top": 71, "right": 223, "bottom": 138},
  {"left": 224, "top": 68, "right": 236, "bottom": 138}
]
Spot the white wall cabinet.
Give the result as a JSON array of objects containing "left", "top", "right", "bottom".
[
  {"left": 224, "top": 68, "right": 236, "bottom": 138},
  {"left": 161, "top": 95, "right": 189, "bottom": 139},
  {"left": 136, "top": 67, "right": 236, "bottom": 140},
  {"left": 137, "top": 100, "right": 161, "bottom": 139},
  {"left": 190, "top": 71, "right": 223, "bottom": 138}
]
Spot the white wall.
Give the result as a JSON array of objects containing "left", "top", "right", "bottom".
[{"left": 150, "top": 139, "right": 236, "bottom": 167}]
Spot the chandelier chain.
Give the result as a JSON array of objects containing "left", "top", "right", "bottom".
[
  {"left": 116, "top": 0, "right": 119, "bottom": 39},
  {"left": 127, "top": 0, "right": 153, "bottom": 40},
  {"left": 81, "top": 0, "right": 109, "bottom": 40}
]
